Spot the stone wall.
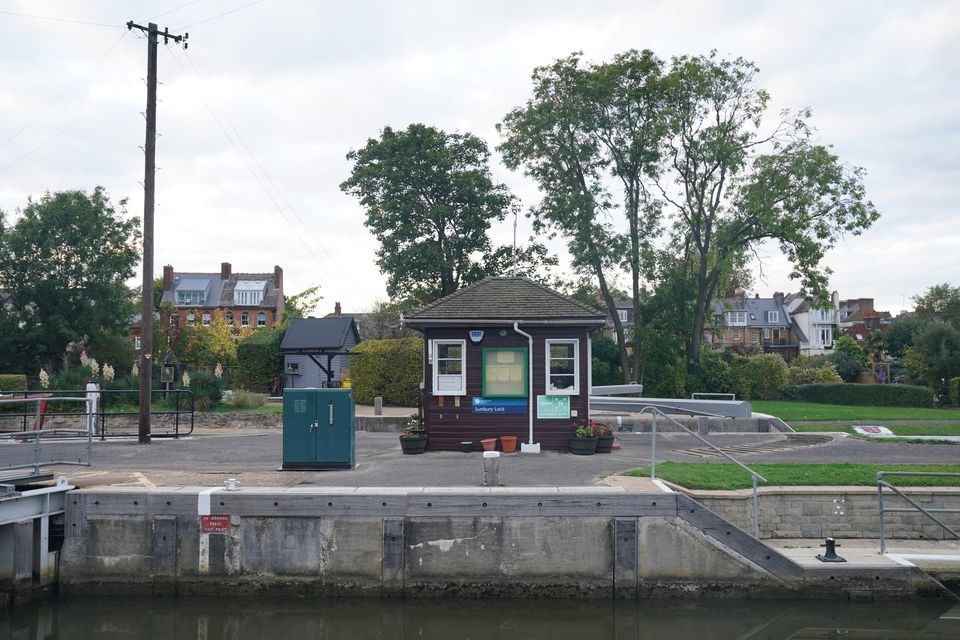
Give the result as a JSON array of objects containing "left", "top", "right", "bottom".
[{"left": 692, "top": 488, "right": 960, "bottom": 540}]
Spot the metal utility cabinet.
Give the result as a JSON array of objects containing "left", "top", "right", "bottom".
[{"left": 282, "top": 388, "right": 355, "bottom": 470}]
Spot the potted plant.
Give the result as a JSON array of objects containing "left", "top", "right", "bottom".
[
  {"left": 592, "top": 420, "right": 615, "bottom": 453},
  {"left": 399, "top": 418, "right": 428, "bottom": 455},
  {"left": 569, "top": 424, "right": 597, "bottom": 455}
]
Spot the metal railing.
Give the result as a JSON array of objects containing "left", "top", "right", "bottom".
[
  {"left": 641, "top": 406, "right": 768, "bottom": 538},
  {"left": 0, "top": 393, "right": 95, "bottom": 476},
  {"left": 877, "top": 471, "right": 960, "bottom": 553},
  {"left": 691, "top": 392, "right": 736, "bottom": 401}
]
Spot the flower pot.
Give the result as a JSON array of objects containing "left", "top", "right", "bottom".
[
  {"left": 399, "top": 436, "right": 428, "bottom": 454},
  {"left": 480, "top": 438, "right": 498, "bottom": 451},
  {"left": 569, "top": 436, "right": 598, "bottom": 455},
  {"left": 460, "top": 441, "right": 473, "bottom": 453},
  {"left": 595, "top": 434, "right": 615, "bottom": 454},
  {"left": 500, "top": 435, "right": 518, "bottom": 453}
]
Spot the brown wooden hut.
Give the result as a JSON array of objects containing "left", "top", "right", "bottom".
[{"left": 402, "top": 277, "right": 606, "bottom": 451}]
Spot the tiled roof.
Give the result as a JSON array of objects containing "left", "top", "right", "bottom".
[
  {"left": 280, "top": 317, "right": 359, "bottom": 351},
  {"left": 162, "top": 271, "right": 281, "bottom": 310},
  {"left": 404, "top": 277, "right": 605, "bottom": 324}
]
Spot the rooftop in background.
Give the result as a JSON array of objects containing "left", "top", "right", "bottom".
[
  {"left": 160, "top": 262, "right": 284, "bottom": 311},
  {"left": 403, "top": 277, "right": 606, "bottom": 326},
  {"left": 280, "top": 317, "right": 360, "bottom": 352}
]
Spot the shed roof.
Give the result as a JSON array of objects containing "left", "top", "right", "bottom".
[
  {"left": 404, "top": 277, "right": 606, "bottom": 326},
  {"left": 280, "top": 317, "right": 360, "bottom": 352}
]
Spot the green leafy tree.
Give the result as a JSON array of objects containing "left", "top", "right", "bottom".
[
  {"left": 828, "top": 335, "right": 869, "bottom": 382},
  {"left": 910, "top": 321, "right": 960, "bottom": 388},
  {"left": 176, "top": 313, "right": 250, "bottom": 367},
  {"left": 884, "top": 315, "right": 923, "bottom": 359},
  {"left": 499, "top": 50, "right": 666, "bottom": 383},
  {"left": 341, "top": 124, "right": 551, "bottom": 303},
  {"left": 0, "top": 188, "right": 140, "bottom": 373},
  {"left": 913, "top": 283, "right": 960, "bottom": 329},
  {"left": 284, "top": 285, "right": 323, "bottom": 321},
  {"left": 657, "top": 53, "right": 880, "bottom": 363}
]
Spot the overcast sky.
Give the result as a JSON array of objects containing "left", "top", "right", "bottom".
[{"left": 1, "top": 0, "right": 957, "bottom": 315}]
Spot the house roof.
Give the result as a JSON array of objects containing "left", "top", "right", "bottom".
[
  {"left": 713, "top": 297, "right": 791, "bottom": 328},
  {"left": 280, "top": 317, "right": 360, "bottom": 352},
  {"left": 404, "top": 277, "right": 606, "bottom": 326},
  {"left": 162, "top": 270, "right": 282, "bottom": 310}
]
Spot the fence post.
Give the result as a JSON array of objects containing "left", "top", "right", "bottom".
[
  {"left": 650, "top": 412, "right": 657, "bottom": 481},
  {"left": 86, "top": 383, "right": 99, "bottom": 435}
]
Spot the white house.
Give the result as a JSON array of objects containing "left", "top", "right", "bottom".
[{"left": 783, "top": 291, "right": 840, "bottom": 356}]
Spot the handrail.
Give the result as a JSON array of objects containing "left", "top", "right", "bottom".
[
  {"left": 0, "top": 395, "right": 94, "bottom": 475},
  {"left": 877, "top": 471, "right": 960, "bottom": 553},
  {"left": 639, "top": 405, "right": 768, "bottom": 538}
]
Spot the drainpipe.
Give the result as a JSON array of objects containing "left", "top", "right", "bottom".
[{"left": 513, "top": 322, "right": 540, "bottom": 454}]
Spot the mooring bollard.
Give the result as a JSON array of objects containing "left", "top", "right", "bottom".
[
  {"left": 374, "top": 396, "right": 383, "bottom": 416},
  {"left": 816, "top": 537, "right": 846, "bottom": 563},
  {"left": 482, "top": 451, "right": 501, "bottom": 486}
]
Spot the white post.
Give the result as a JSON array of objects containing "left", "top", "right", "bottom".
[
  {"left": 513, "top": 323, "right": 539, "bottom": 453},
  {"left": 86, "top": 382, "right": 99, "bottom": 435}
]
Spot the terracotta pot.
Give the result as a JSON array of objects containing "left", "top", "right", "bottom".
[
  {"left": 569, "top": 436, "right": 597, "bottom": 455},
  {"left": 500, "top": 435, "right": 518, "bottom": 453},
  {"left": 399, "top": 436, "right": 428, "bottom": 454},
  {"left": 480, "top": 438, "right": 498, "bottom": 451},
  {"left": 595, "top": 434, "right": 615, "bottom": 454}
]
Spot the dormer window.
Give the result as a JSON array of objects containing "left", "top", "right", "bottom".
[
  {"left": 767, "top": 311, "right": 779, "bottom": 323},
  {"left": 235, "top": 280, "right": 267, "bottom": 306},
  {"left": 174, "top": 278, "right": 210, "bottom": 306},
  {"left": 176, "top": 290, "right": 206, "bottom": 305},
  {"left": 726, "top": 311, "right": 746, "bottom": 325}
]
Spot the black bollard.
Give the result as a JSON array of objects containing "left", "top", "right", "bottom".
[{"left": 816, "top": 537, "right": 846, "bottom": 563}]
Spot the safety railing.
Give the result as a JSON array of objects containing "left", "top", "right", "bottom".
[
  {"left": 877, "top": 471, "right": 960, "bottom": 553},
  {"left": 641, "top": 406, "right": 768, "bottom": 538},
  {"left": 0, "top": 392, "right": 96, "bottom": 475}
]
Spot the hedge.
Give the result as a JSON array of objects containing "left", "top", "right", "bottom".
[
  {"left": 236, "top": 328, "right": 284, "bottom": 393},
  {"left": 796, "top": 383, "right": 934, "bottom": 408},
  {"left": 350, "top": 338, "right": 423, "bottom": 406},
  {"left": 0, "top": 374, "right": 27, "bottom": 391}
]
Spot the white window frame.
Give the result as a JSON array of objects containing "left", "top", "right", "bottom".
[
  {"left": 751, "top": 332, "right": 760, "bottom": 344},
  {"left": 817, "top": 326, "right": 834, "bottom": 348},
  {"left": 432, "top": 339, "right": 466, "bottom": 396},
  {"left": 241, "top": 312, "right": 249, "bottom": 327},
  {"left": 732, "top": 329, "right": 741, "bottom": 341},
  {"left": 226, "top": 312, "right": 234, "bottom": 325},
  {"left": 134, "top": 335, "right": 141, "bottom": 351},
  {"left": 202, "top": 313, "right": 211, "bottom": 326},
  {"left": 616, "top": 309, "right": 628, "bottom": 323},
  {"left": 257, "top": 312, "right": 266, "bottom": 327},
  {"left": 726, "top": 311, "right": 746, "bottom": 325},
  {"left": 545, "top": 338, "right": 579, "bottom": 396},
  {"left": 286, "top": 361, "right": 300, "bottom": 375},
  {"left": 767, "top": 311, "right": 779, "bottom": 323}
]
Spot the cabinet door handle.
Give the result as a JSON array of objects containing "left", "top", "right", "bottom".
[{"left": 329, "top": 402, "right": 334, "bottom": 426}]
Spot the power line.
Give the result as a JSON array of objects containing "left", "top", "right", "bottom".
[
  {"left": 149, "top": 0, "right": 206, "bottom": 20},
  {"left": 0, "top": 31, "right": 129, "bottom": 151},
  {"left": 174, "top": 0, "right": 267, "bottom": 30},
  {"left": 0, "top": 9, "right": 123, "bottom": 29}
]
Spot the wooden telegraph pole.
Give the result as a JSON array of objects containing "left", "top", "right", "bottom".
[{"left": 126, "top": 21, "right": 188, "bottom": 444}]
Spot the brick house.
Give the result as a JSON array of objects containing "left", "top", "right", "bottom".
[{"left": 704, "top": 292, "right": 800, "bottom": 360}]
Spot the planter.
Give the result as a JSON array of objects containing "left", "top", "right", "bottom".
[
  {"left": 569, "top": 436, "right": 597, "bottom": 455},
  {"left": 399, "top": 436, "right": 428, "bottom": 455},
  {"left": 595, "top": 434, "right": 615, "bottom": 454},
  {"left": 500, "top": 435, "right": 518, "bottom": 453},
  {"left": 460, "top": 441, "right": 473, "bottom": 453},
  {"left": 480, "top": 438, "right": 498, "bottom": 451}
]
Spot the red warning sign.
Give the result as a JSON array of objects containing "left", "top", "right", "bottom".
[{"left": 200, "top": 515, "right": 231, "bottom": 533}]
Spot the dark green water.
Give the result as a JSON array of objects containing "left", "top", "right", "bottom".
[{"left": 2, "top": 596, "right": 959, "bottom": 639}]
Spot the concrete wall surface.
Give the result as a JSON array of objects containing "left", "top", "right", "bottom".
[
  {"left": 691, "top": 488, "right": 960, "bottom": 540},
  {"left": 58, "top": 488, "right": 949, "bottom": 600}
]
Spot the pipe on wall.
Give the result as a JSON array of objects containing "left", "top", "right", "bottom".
[{"left": 513, "top": 322, "right": 537, "bottom": 450}]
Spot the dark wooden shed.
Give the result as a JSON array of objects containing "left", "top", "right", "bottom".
[{"left": 402, "top": 277, "right": 606, "bottom": 452}]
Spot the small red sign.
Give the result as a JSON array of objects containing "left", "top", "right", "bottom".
[{"left": 200, "top": 515, "right": 231, "bottom": 533}]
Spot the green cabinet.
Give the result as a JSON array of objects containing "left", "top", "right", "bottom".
[{"left": 282, "top": 388, "right": 355, "bottom": 470}]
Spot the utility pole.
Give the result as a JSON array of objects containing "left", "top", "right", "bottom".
[{"left": 127, "top": 21, "right": 188, "bottom": 444}]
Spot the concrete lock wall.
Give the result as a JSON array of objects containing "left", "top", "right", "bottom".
[
  {"left": 57, "top": 488, "right": 948, "bottom": 600},
  {"left": 693, "top": 489, "right": 960, "bottom": 540}
]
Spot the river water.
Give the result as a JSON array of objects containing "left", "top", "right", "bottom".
[{"left": 2, "top": 596, "right": 959, "bottom": 639}]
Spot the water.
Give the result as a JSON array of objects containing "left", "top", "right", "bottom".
[{"left": 2, "top": 596, "right": 958, "bottom": 639}]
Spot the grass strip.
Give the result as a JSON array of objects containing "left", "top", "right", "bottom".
[
  {"left": 625, "top": 462, "right": 960, "bottom": 490},
  {"left": 750, "top": 400, "right": 959, "bottom": 422}
]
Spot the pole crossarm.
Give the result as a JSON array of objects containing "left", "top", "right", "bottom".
[{"left": 126, "top": 21, "right": 189, "bottom": 47}]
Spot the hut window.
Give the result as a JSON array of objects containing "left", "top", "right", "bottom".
[
  {"left": 546, "top": 339, "right": 579, "bottom": 395},
  {"left": 432, "top": 340, "right": 466, "bottom": 395},
  {"left": 482, "top": 348, "right": 527, "bottom": 397}
]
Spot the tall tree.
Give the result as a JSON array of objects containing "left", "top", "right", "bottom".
[
  {"left": 0, "top": 188, "right": 140, "bottom": 373},
  {"left": 499, "top": 51, "right": 666, "bottom": 382},
  {"left": 658, "top": 53, "right": 880, "bottom": 363},
  {"left": 284, "top": 285, "right": 323, "bottom": 321},
  {"left": 341, "top": 124, "right": 549, "bottom": 304},
  {"left": 913, "top": 283, "right": 960, "bottom": 329}
]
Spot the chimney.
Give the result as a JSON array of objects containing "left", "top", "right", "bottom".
[
  {"left": 162, "top": 265, "right": 174, "bottom": 291},
  {"left": 334, "top": 302, "right": 342, "bottom": 317},
  {"left": 773, "top": 291, "right": 784, "bottom": 305},
  {"left": 221, "top": 262, "right": 232, "bottom": 279},
  {"left": 273, "top": 265, "right": 283, "bottom": 291}
]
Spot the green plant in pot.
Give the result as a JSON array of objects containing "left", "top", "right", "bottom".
[
  {"left": 592, "top": 420, "right": 615, "bottom": 453},
  {"left": 399, "top": 417, "right": 428, "bottom": 455},
  {"left": 569, "top": 423, "right": 597, "bottom": 456}
]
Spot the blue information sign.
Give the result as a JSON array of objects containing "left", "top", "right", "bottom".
[{"left": 471, "top": 397, "right": 527, "bottom": 415}]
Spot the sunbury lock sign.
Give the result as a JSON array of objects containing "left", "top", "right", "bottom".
[
  {"left": 537, "top": 395, "right": 570, "bottom": 419},
  {"left": 472, "top": 397, "right": 527, "bottom": 414}
]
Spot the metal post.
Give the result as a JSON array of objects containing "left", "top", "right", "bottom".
[
  {"left": 650, "top": 412, "right": 657, "bottom": 480},
  {"left": 752, "top": 473, "right": 760, "bottom": 538},
  {"left": 32, "top": 400, "right": 41, "bottom": 474},
  {"left": 878, "top": 474, "right": 886, "bottom": 554}
]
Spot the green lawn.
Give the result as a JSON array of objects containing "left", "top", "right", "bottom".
[
  {"left": 750, "top": 400, "right": 960, "bottom": 422},
  {"left": 791, "top": 422, "right": 960, "bottom": 437},
  {"left": 625, "top": 462, "right": 960, "bottom": 490}
]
